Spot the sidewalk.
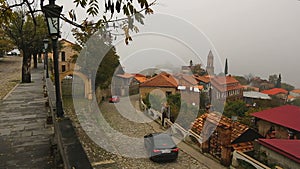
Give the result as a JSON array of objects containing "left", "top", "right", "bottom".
[{"left": 0, "top": 65, "right": 54, "bottom": 169}]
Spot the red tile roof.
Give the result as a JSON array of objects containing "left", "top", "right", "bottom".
[
  {"left": 258, "top": 139, "right": 300, "bottom": 163},
  {"left": 139, "top": 72, "right": 178, "bottom": 88},
  {"left": 251, "top": 105, "right": 300, "bottom": 131},
  {"left": 261, "top": 88, "right": 288, "bottom": 96},
  {"left": 194, "top": 75, "right": 211, "bottom": 84}
]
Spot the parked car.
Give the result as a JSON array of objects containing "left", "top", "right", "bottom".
[
  {"left": 109, "top": 95, "right": 120, "bottom": 103},
  {"left": 144, "top": 133, "right": 179, "bottom": 162}
]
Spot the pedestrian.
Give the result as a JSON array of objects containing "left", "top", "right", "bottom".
[{"left": 162, "top": 109, "right": 166, "bottom": 127}]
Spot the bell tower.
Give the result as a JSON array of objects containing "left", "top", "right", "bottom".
[{"left": 206, "top": 50, "right": 214, "bottom": 75}]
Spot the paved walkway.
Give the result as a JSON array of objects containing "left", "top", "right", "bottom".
[{"left": 0, "top": 65, "right": 54, "bottom": 169}]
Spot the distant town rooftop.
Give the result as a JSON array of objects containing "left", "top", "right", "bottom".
[
  {"left": 252, "top": 105, "right": 300, "bottom": 132},
  {"left": 243, "top": 91, "right": 271, "bottom": 100}
]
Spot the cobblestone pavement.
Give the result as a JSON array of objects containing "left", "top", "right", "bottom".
[
  {"left": 63, "top": 94, "right": 210, "bottom": 169},
  {"left": 0, "top": 65, "right": 54, "bottom": 169},
  {"left": 0, "top": 56, "right": 22, "bottom": 100}
]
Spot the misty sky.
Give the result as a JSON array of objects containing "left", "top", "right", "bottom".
[{"left": 59, "top": 0, "right": 300, "bottom": 88}]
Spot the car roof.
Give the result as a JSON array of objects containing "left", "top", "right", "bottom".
[{"left": 152, "top": 133, "right": 176, "bottom": 148}]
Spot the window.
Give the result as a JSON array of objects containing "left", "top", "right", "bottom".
[
  {"left": 61, "top": 51, "right": 66, "bottom": 61},
  {"left": 166, "top": 91, "right": 172, "bottom": 96},
  {"left": 62, "top": 65, "right": 66, "bottom": 72}
]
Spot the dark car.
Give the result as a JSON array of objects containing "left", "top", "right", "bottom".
[
  {"left": 109, "top": 96, "right": 120, "bottom": 103},
  {"left": 144, "top": 133, "right": 179, "bottom": 162}
]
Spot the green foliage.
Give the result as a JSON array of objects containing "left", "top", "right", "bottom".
[
  {"left": 281, "top": 82, "right": 295, "bottom": 91},
  {"left": 142, "top": 93, "right": 164, "bottom": 110},
  {"left": 224, "top": 100, "right": 249, "bottom": 117},
  {"left": 167, "top": 93, "right": 181, "bottom": 119},
  {"left": 290, "top": 98, "right": 300, "bottom": 107},
  {"left": 96, "top": 47, "right": 121, "bottom": 89},
  {"left": 269, "top": 74, "right": 278, "bottom": 86},
  {"left": 191, "top": 64, "right": 207, "bottom": 76},
  {"left": 234, "top": 76, "right": 249, "bottom": 85},
  {"left": 224, "top": 58, "right": 228, "bottom": 75}
]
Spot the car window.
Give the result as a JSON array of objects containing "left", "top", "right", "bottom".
[{"left": 153, "top": 134, "right": 175, "bottom": 149}]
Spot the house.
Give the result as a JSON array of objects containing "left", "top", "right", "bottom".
[
  {"left": 261, "top": 88, "right": 288, "bottom": 100},
  {"left": 194, "top": 75, "right": 211, "bottom": 90},
  {"left": 58, "top": 39, "right": 78, "bottom": 73},
  {"left": 255, "top": 139, "right": 300, "bottom": 169},
  {"left": 242, "top": 85, "right": 260, "bottom": 92},
  {"left": 139, "top": 72, "right": 178, "bottom": 99},
  {"left": 129, "top": 74, "right": 147, "bottom": 95},
  {"left": 290, "top": 89, "right": 300, "bottom": 98},
  {"left": 190, "top": 112, "right": 261, "bottom": 166},
  {"left": 251, "top": 105, "right": 300, "bottom": 139},
  {"left": 210, "top": 75, "right": 244, "bottom": 101},
  {"left": 112, "top": 73, "right": 134, "bottom": 96},
  {"left": 243, "top": 91, "right": 271, "bottom": 106}
]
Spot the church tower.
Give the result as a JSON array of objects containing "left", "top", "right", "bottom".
[{"left": 206, "top": 50, "right": 214, "bottom": 75}]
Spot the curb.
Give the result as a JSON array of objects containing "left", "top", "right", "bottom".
[{"left": 2, "top": 83, "right": 19, "bottom": 100}]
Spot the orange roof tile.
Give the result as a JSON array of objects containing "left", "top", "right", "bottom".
[
  {"left": 135, "top": 76, "right": 147, "bottom": 83},
  {"left": 194, "top": 75, "right": 211, "bottom": 84},
  {"left": 116, "top": 73, "right": 134, "bottom": 79},
  {"left": 140, "top": 72, "right": 178, "bottom": 88},
  {"left": 261, "top": 88, "right": 288, "bottom": 95},
  {"left": 291, "top": 89, "right": 300, "bottom": 94}
]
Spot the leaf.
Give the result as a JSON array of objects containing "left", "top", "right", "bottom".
[{"left": 116, "top": 0, "right": 121, "bottom": 13}]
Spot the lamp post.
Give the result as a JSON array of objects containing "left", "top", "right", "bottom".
[
  {"left": 43, "top": 38, "right": 49, "bottom": 78},
  {"left": 42, "top": 0, "right": 64, "bottom": 117}
]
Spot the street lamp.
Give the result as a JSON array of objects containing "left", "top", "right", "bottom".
[
  {"left": 42, "top": 0, "right": 64, "bottom": 118},
  {"left": 43, "top": 38, "right": 49, "bottom": 78}
]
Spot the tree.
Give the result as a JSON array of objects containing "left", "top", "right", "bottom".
[
  {"left": 290, "top": 98, "right": 300, "bottom": 107},
  {"left": 268, "top": 74, "right": 278, "bottom": 86},
  {"left": 281, "top": 82, "right": 295, "bottom": 91},
  {"left": 224, "top": 58, "right": 228, "bottom": 75},
  {"left": 275, "top": 73, "right": 281, "bottom": 88},
  {"left": 3, "top": 11, "right": 47, "bottom": 82},
  {"left": 234, "top": 76, "right": 249, "bottom": 85},
  {"left": 0, "top": 27, "right": 14, "bottom": 57},
  {"left": 2, "top": 0, "right": 156, "bottom": 82},
  {"left": 223, "top": 100, "right": 249, "bottom": 118},
  {"left": 191, "top": 64, "right": 207, "bottom": 76}
]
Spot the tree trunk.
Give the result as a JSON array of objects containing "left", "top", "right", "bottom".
[
  {"left": 22, "top": 51, "right": 31, "bottom": 83},
  {"left": 33, "top": 53, "right": 37, "bottom": 68}
]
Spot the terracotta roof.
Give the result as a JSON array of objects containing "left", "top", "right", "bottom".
[
  {"left": 174, "top": 74, "right": 198, "bottom": 86},
  {"left": 251, "top": 105, "right": 300, "bottom": 131},
  {"left": 212, "top": 75, "right": 239, "bottom": 85},
  {"left": 191, "top": 112, "right": 250, "bottom": 143},
  {"left": 232, "top": 142, "right": 254, "bottom": 152},
  {"left": 139, "top": 72, "right": 178, "bottom": 88},
  {"left": 194, "top": 75, "right": 211, "bottom": 84},
  {"left": 261, "top": 88, "right": 288, "bottom": 96},
  {"left": 258, "top": 139, "right": 300, "bottom": 163},
  {"left": 211, "top": 75, "right": 243, "bottom": 92},
  {"left": 116, "top": 73, "right": 134, "bottom": 79},
  {"left": 135, "top": 76, "right": 147, "bottom": 83},
  {"left": 291, "top": 89, "right": 300, "bottom": 94}
]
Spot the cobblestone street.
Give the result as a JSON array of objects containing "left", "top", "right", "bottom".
[{"left": 62, "top": 93, "right": 210, "bottom": 169}]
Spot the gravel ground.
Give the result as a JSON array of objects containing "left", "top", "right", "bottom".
[{"left": 0, "top": 56, "right": 22, "bottom": 100}]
